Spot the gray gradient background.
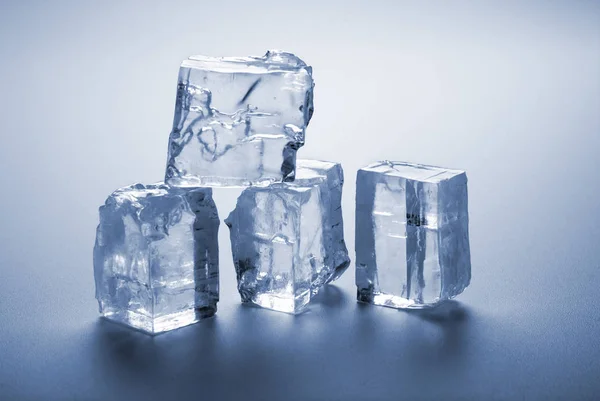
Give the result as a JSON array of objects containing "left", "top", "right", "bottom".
[{"left": 0, "top": 1, "right": 599, "bottom": 400}]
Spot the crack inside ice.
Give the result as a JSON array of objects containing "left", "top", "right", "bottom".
[
  {"left": 225, "top": 160, "right": 350, "bottom": 314},
  {"left": 166, "top": 50, "right": 314, "bottom": 188},
  {"left": 93, "top": 183, "right": 220, "bottom": 334}
]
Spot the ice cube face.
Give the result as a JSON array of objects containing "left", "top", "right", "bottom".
[
  {"left": 93, "top": 183, "right": 219, "bottom": 334},
  {"left": 165, "top": 50, "right": 315, "bottom": 188},
  {"left": 225, "top": 160, "right": 350, "bottom": 314},
  {"left": 294, "top": 160, "right": 350, "bottom": 284},
  {"left": 355, "top": 161, "right": 471, "bottom": 309}
]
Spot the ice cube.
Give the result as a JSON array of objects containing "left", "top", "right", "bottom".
[
  {"left": 225, "top": 160, "right": 350, "bottom": 314},
  {"left": 355, "top": 161, "right": 471, "bottom": 309},
  {"left": 93, "top": 183, "right": 219, "bottom": 334},
  {"left": 165, "top": 50, "right": 314, "bottom": 188}
]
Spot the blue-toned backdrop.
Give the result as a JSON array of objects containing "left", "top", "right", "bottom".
[{"left": 0, "top": 1, "right": 599, "bottom": 400}]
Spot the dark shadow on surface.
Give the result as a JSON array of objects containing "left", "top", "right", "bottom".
[
  {"left": 228, "top": 301, "right": 298, "bottom": 333},
  {"left": 351, "top": 299, "right": 474, "bottom": 370},
  {"left": 405, "top": 300, "right": 470, "bottom": 323},
  {"left": 85, "top": 296, "right": 475, "bottom": 399},
  {"left": 90, "top": 315, "right": 222, "bottom": 377},
  {"left": 86, "top": 315, "right": 228, "bottom": 400},
  {"left": 311, "top": 284, "right": 347, "bottom": 308},
  {"left": 89, "top": 318, "right": 162, "bottom": 387},
  {"left": 405, "top": 301, "right": 473, "bottom": 367},
  {"left": 94, "top": 318, "right": 157, "bottom": 359}
]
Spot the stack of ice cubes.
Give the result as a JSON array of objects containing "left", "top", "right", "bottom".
[
  {"left": 93, "top": 50, "right": 472, "bottom": 334},
  {"left": 94, "top": 50, "right": 352, "bottom": 333}
]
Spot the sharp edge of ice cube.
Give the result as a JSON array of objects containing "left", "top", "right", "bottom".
[{"left": 184, "top": 50, "right": 311, "bottom": 73}]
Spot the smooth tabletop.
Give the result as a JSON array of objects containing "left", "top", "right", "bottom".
[{"left": 0, "top": 1, "right": 599, "bottom": 400}]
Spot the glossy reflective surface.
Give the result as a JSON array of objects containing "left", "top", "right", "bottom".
[{"left": 0, "top": 1, "right": 598, "bottom": 400}]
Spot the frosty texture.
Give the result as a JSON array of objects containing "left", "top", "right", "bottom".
[
  {"left": 225, "top": 160, "right": 349, "bottom": 314},
  {"left": 356, "top": 161, "right": 471, "bottom": 309},
  {"left": 165, "top": 50, "right": 314, "bottom": 187},
  {"left": 93, "top": 183, "right": 219, "bottom": 334}
]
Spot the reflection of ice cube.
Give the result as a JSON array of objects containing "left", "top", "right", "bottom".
[
  {"left": 93, "top": 183, "right": 219, "bottom": 334},
  {"left": 165, "top": 50, "right": 314, "bottom": 188},
  {"left": 356, "top": 161, "right": 471, "bottom": 309},
  {"left": 225, "top": 160, "right": 350, "bottom": 314}
]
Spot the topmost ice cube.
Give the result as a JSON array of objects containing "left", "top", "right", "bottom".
[{"left": 165, "top": 50, "right": 315, "bottom": 187}]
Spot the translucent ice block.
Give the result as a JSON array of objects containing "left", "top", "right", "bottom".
[
  {"left": 93, "top": 183, "right": 219, "bottom": 334},
  {"left": 355, "top": 161, "right": 471, "bottom": 309},
  {"left": 165, "top": 50, "right": 314, "bottom": 188},
  {"left": 225, "top": 160, "right": 350, "bottom": 314}
]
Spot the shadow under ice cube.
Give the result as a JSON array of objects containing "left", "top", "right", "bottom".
[
  {"left": 93, "top": 183, "right": 219, "bottom": 334},
  {"left": 355, "top": 161, "right": 471, "bottom": 309},
  {"left": 225, "top": 160, "right": 350, "bottom": 314},
  {"left": 165, "top": 50, "right": 314, "bottom": 188}
]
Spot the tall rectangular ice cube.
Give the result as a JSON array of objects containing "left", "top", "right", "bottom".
[
  {"left": 356, "top": 161, "right": 471, "bottom": 309},
  {"left": 225, "top": 160, "right": 350, "bottom": 314},
  {"left": 93, "top": 183, "right": 219, "bottom": 334},
  {"left": 165, "top": 50, "right": 314, "bottom": 187}
]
